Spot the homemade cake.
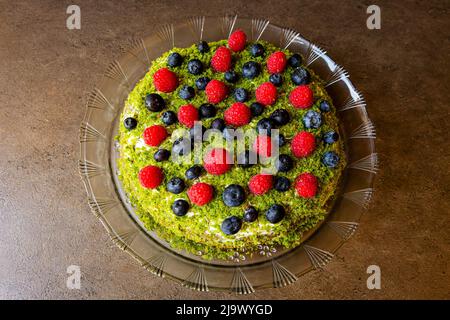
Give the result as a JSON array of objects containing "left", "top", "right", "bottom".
[{"left": 117, "top": 29, "right": 346, "bottom": 260}]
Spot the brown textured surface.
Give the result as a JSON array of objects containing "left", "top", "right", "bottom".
[{"left": 0, "top": 0, "right": 449, "bottom": 300}]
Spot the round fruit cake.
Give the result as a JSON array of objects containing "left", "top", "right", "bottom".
[{"left": 117, "top": 29, "right": 346, "bottom": 260}]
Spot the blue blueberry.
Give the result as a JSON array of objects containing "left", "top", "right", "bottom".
[
  {"left": 237, "top": 150, "right": 256, "bottom": 168},
  {"left": 265, "top": 204, "right": 285, "bottom": 223},
  {"left": 319, "top": 100, "right": 331, "bottom": 112},
  {"left": 323, "top": 131, "right": 339, "bottom": 144},
  {"left": 274, "top": 176, "right": 291, "bottom": 192},
  {"left": 166, "top": 177, "right": 185, "bottom": 194},
  {"left": 225, "top": 70, "right": 239, "bottom": 83},
  {"left": 275, "top": 154, "right": 294, "bottom": 172},
  {"left": 291, "top": 67, "right": 311, "bottom": 85},
  {"left": 278, "top": 134, "right": 286, "bottom": 147},
  {"left": 256, "top": 118, "right": 275, "bottom": 135},
  {"left": 303, "top": 110, "right": 322, "bottom": 129},
  {"left": 195, "top": 77, "right": 210, "bottom": 90},
  {"left": 161, "top": 111, "right": 177, "bottom": 126},
  {"left": 178, "top": 85, "right": 195, "bottom": 100},
  {"left": 145, "top": 93, "right": 165, "bottom": 112},
  {"left": 197, "top": 41, "right": 209, "bottom": 53},
  {"left": 270, "top": 109, "right": 290, "bottom": 127},
  {"left": 269, "top": 73, "right": 283, "bottom": 87},
  {"left": 187, "top": 59, "right": 203, "bottom": 75},
  {"left": 250, "top": 43, "right": 265, "bottom": 57},
  {"left": 222, "top": 184, "right": 246, "bottom": 207},
  {"left": 167, "top": 52, "right": 183, "bottom": 67},
  {"left": 242, "top": 61, "right": 261, "bottom": 79},
  {"left": 210, "top": 118, "right": 225, "bottom": 131},
  {"left": 250, "top": 102, "right": 264, "bottom": 118},
  {"left": 154, "top": 149, "right": 170, "bottom": 162},
  {"left": 124, "top": 117, "right": 137, "bottom": 130},
  {"left": 199, "top": 103, "right": 216, "bottom": 119},
  {"left": 234, "top": 88, "right": 248, "bottom": 102},
  {"left": 221, "top": 216, "right": 242, "bottom": 235},
  {"left": 243, "top": 206, "right": 258, "bottom": 222},
  {"left": 322, "top": 151, "right": 340, "bottom": 168},
  {"left": 171, "top": 199, "right": 189, "bottom": 216},
  {"left": 185, "top": 165, "right": 203, "bottom": 180},
  {"left": 172, "top": 137, "right": 192, "bottom": 156},
  {"left": 288, "top": 53, "right": 302, "bottom": 68}
]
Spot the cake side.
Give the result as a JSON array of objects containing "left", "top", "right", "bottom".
[{"left": 117, "top": 37, "right": 346, "bottom": 260}]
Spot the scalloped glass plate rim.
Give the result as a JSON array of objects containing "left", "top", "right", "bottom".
[{"left": 79, "top": 16, "right": 376, "bottom": 293}]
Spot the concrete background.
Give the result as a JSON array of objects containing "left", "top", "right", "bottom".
[{"left": 0, "top": 0, "right": 448, "bottom": 299}]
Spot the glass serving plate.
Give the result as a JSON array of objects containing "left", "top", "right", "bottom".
[{"left": 79, "top": 16, "right": 377, "bottom": 293}]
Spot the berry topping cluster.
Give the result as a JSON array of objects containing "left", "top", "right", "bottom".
[{"left": 121, "top": 29, "right": 342, "bottom": 240}]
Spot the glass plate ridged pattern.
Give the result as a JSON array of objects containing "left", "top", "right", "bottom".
[{"left": 79, "top": 16, "right": 377, "bottom": 293}]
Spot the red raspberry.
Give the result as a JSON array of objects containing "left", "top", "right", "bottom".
[
  {"left": 211, "top": 46, "right": 232, "bottom": 72},
  {"left": 138, "top": 165, "right": 164, "bottom": 189},
  {"left": 224, "top": 102, "right": 251, "bottom": 127},
  {"left": 294, "top": 173, "right": 318, "bottom": 198},
  {"left": 267, "top": 51, "right": 287, "bottom": 74},
  {"left": 205, "top": 79, "right": 228, "bottom": 103},
  {"left": 228, "top": 29, "right": 247, "bottom": 52},
  {"left": 291, "top": 131, "right": 316, "bottom": 158},
  {"left": 187, "top": 182, "right": 214, "bottom": 206},
  {"left": 248, "top": 174, "right": 273, "bottom": 195},
  {"left": 142, "top": 125, "right": 168, "bottom": 147},
  {"left": 153, "top": 68, "right": 178, "bottom": 93},
  {"left": 203, "top": 148, "right": 232, "bottom": 175},
  {"left": 255, "top": 82, "right": 277, "bottom": 106},
  {"left": 253, "top": 135, "right": 273, "bottom": 157},
  {"left": 178, "top": 104, "right": 199, "bottom": 128},
  {"left": 289, "top": 85, "right": 314, "bottom": 109}
]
